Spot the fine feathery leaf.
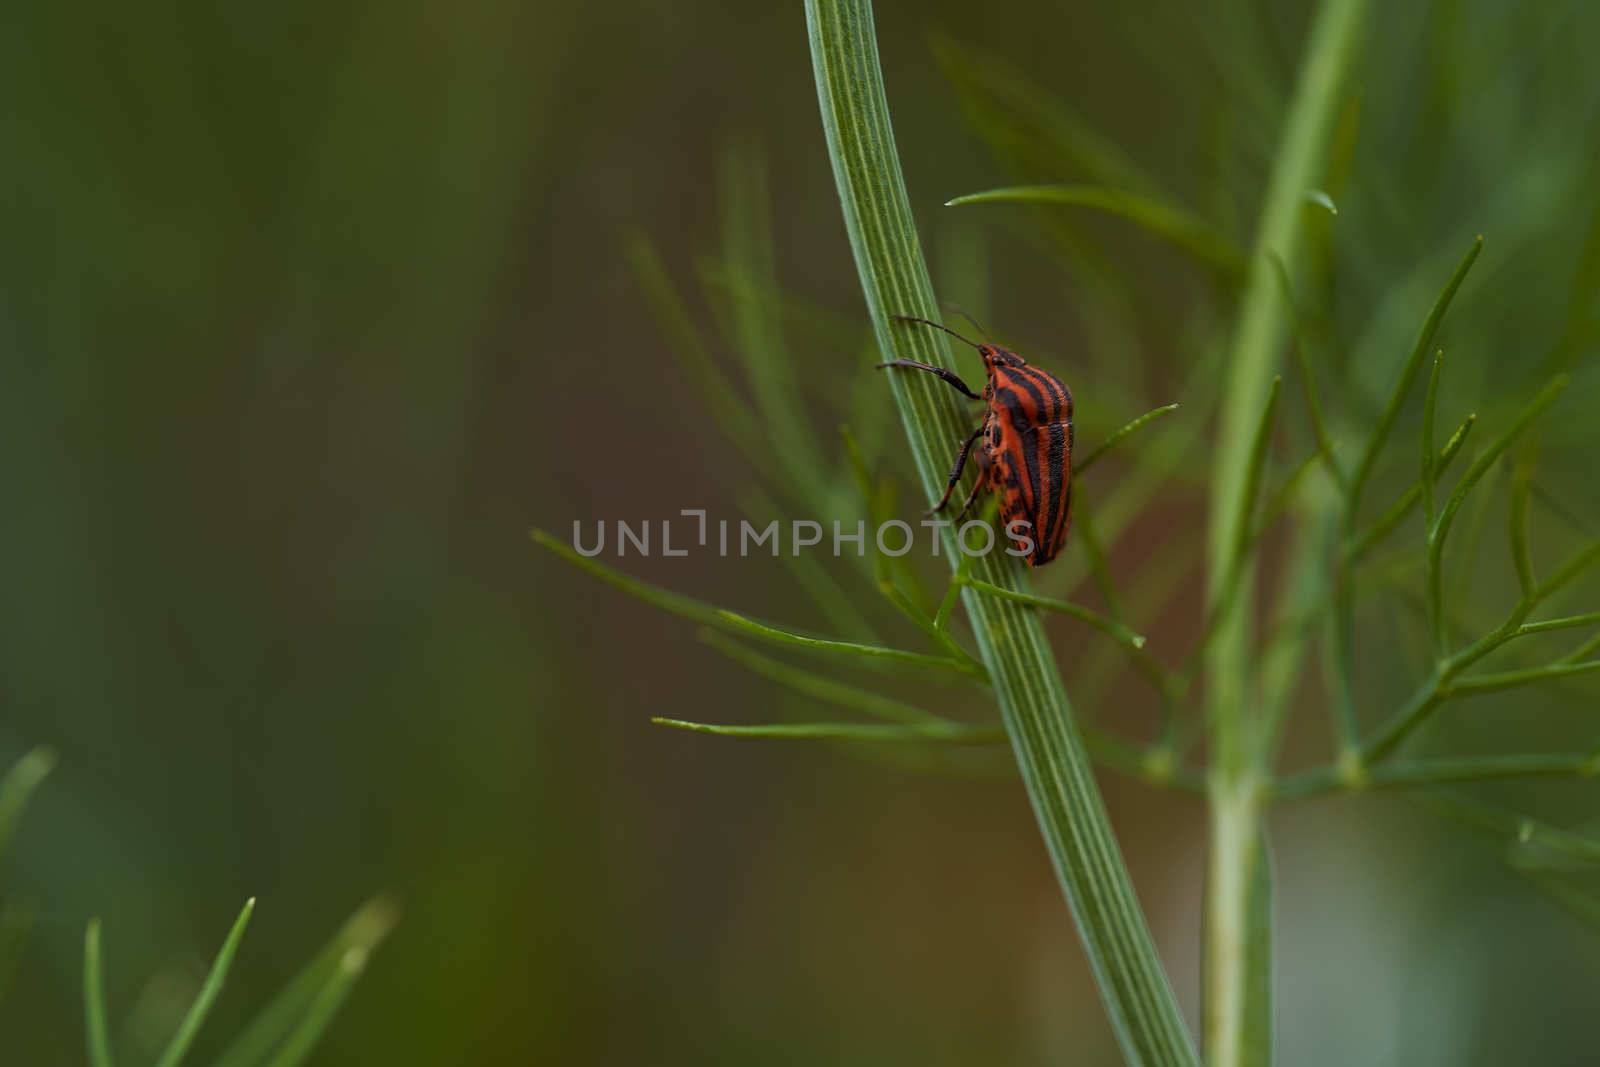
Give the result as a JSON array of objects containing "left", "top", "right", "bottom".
[
  {"left": 1347, "top": 235, "right": 1483, "bottom": 516},
  {"left": 1076, "top": 403, "right": 1181, "bottom": 476},
  {"left": 0, "top": 747, "right": 55, "bottom": 864},
  {"left": 153, "top": 898, "right": 257, "bottom": 1067},
  {"left": 213, "top": 897, "right": 398, "bottom": 1067},
  {"left": 84, "top": 919, "right": 115, "bottom": 1067},
  {"left": 946, "top": 185, "right": 1244, "bottom": 275}
]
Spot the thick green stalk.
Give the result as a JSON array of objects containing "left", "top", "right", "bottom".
[
  {"left": 806, "top": 2, "right": 1197, "bottom": 1063},
  {"left": 1203, "top": 1, "right": 1368, "bottom": 1065}
]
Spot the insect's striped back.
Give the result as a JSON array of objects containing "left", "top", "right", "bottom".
[{"left": 989, "top": 363, "right": 1074, "bottom": 565}]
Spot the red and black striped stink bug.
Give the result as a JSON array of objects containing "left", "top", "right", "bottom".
[{"left": 878, "top": 315, "right": 1074, "bottom": 566}]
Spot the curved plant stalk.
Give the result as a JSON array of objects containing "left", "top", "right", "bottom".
[
  {"left": 1203, "top": 1, "right": 1369, "bottom": 1064},
  {"left": 806, "top": 2, "right": 1198, "bottom": 1063}
]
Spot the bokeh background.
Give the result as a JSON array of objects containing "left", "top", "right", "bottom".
[{"left": 5, "top": 1, "right": 1600, "bottom": 1063}]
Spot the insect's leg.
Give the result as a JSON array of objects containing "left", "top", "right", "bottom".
[
  {"left": 928, "top": 423, "right": 986, "bottom": 514},
  {"left": 875, "top": 359, "right": 982, "bottom": 400},
  {"left": 952, "top": 464, "right": 990, "bottom": 522}
]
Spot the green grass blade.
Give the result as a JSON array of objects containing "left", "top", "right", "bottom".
[
  {"left": 1076, "top": 403, "right": 1181, "bottom": 476},
  {"left": 947, "top": 185, "right": 1243, "bottom": 275},
  {"left": 1347, "top": 236, "right": 1483, "bottom": 518},
  {"left": 808, "top": 3, "right": 1199, "bottom": 1062},
  {"left": 0, "top": 746, "right": 56, "bottom": 862},
  {"left": 153, "top": 898, "right": 256, "bottom": 1067},
  {"left": 84, "top": 919, "right": 115, "bottom": 1067},
  {"left": 213, "top": 896, "right": 398, "bottom": 1067},
  {"left": 652, "top": 717, "right": 1004, "bottom": 743},
  {"left": 698, "top": 629, "right": 938, "bottom": 724}
]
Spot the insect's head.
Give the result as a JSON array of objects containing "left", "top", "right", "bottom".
[{"left": 979, "top": 345, "right": 1026, "bottom": 369}]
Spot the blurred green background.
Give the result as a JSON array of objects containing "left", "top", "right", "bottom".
[{"left": 4, "top": 1, "right": 1600, "bottom": 1064}]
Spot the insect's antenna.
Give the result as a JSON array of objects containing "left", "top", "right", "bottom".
[
  {"left": 891, "top": 314, "right": 981, "bottom": 350},
  {"left": 940, "top": 303, "right": 994, "bottom": 342}
]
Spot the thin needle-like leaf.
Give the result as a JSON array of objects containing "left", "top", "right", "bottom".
[
  {"left": 1421, "top": 350, "right": 1445, "bottom": 651},
  {"left": 1510, "top": 452, "right": 1537, "bottom": 597},
  {"left": 1445, "top": 658, "right": 1600, "bottom": 697},
  {"left": 1534, "top": 540, "right": 1600, "bottom": 602},
  {"left": 698, "top": 629, "right": 938, "bottom": 724},
  {"left": 959, "top": 578, "right": 1147, "bottom": 652},
  {"left": 1272, "top": 752, "right": 1599, "bottom": 801},
  {"left": 947, "top": 185, "right": 1243, "bottom": 275},
  {"left": 1347, "top": 236, "right": 1483, "bottom": 516},
  {"left": 1347, "top": 413, "right": 1475, "bottom": 562},
  {"left": 0, "top": 746, "right": 55, "bottom": 862},
  {"left": 258, "top": 947, "right": 372, "bottom": 1067},
  {"left": 654, "top": 718, "right": 1203, "bottom": 791},
  {"left": 533, "top": 528, "right": 726, "bottom": 628},
  {"left": 1518, "top": 612, "right": 1600, "bottom": 636},
  {"left": 718, "top": 611, "right": 986, "bottom": 680},
  {"left": 1427, "top": 376, "right": 1568, "bottom": 634},
  {"left": 1269, "top": 253, "right": 1343, "bottom": 489},
  {"left": 154, "top": 898, "right": 257, "bottom": 1067},
  {"left": 214, "top": 897, "right": 399, "bottom": 1067},
  {"left": 84, "top": 919, "right": 114, "bottom": 1067},
  {"left": 624, "top": 233, "right": 766, "bottom": 460},
  {"left": 1076, "top": 403, "right": 1181, "bottom": 476},
  {"left": 652, "top": 717, "right": 1003, "bottom": 743}
]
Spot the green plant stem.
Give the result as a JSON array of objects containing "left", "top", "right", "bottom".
[
  {"left": 1203, "top": 0, "right": 1367, "bottom": 1063},
  {"left": 807, "top": 2, "right": 1198, "bottom": 1062}
]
